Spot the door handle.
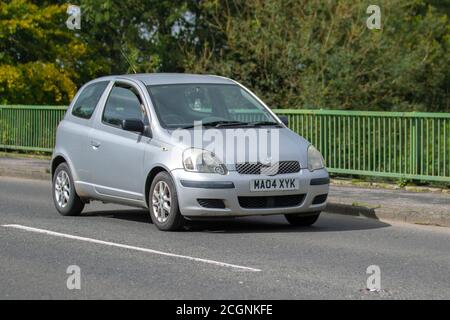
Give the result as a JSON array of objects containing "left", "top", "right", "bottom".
[{"left": 90, "top": 140, "right": 101, "bottom": 149}]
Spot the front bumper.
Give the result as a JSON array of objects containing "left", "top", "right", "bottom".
[{"left": 171, "top": 168, "right": 329, "bottom": 217}]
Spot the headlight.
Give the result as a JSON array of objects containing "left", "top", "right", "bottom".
[
  {"left": 183, "top": 148, "right": 228, "bottom": 175},
  {"left": 307, "top": 145, "right": 324, "bottom": 171}
]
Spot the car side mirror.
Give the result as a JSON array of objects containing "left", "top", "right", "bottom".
[
  {"left": 278, "top": 115, "right": 289, "bottom": 126},
  {"left": 122, "top": 119, "right": 145, "bottom": 134}
]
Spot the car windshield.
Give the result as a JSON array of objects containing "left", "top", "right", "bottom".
[{"left": 146, "top": 84, "right": 278, "bottom": 129}]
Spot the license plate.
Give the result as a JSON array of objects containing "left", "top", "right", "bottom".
[{"left": 250, "top": 178, "right": 299, "bottom": 192}]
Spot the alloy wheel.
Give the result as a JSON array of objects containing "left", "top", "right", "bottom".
[
  {"left": 55, "top": 170, "right": 70, "bottom": 208},
  {"left": 151, "top": 181, "right": 171, "bottom": 223}
]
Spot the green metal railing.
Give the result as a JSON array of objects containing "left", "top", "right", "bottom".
[
  {"left": 0, "top": 105, "right": 67, "bottom": 152},
  {"left": 274, "top": 109, "right": 449, "bottom": 182},
  {"left": 1, "top": 105, "right": 449, "bottom": 182}
]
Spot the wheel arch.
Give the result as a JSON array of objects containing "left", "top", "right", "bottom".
[
  {"left": 144, "top": 165, "right": 174, "bottom": 207},
  {"left": 51, "top": 153, "right": 79, "bottom": 182},
  {"left": 51, "top": 155, "right": 68, "bottom": 178}
]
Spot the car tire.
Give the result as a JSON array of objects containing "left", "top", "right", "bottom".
[
  {"left": 149, "top": 171, "right": 185, "bottom": 231},
  {"left": 284, "top": 212, "right": 320, "bottom": 226},
  {"left": 52, "top": 162, "right": 84, "bottom": 216}
]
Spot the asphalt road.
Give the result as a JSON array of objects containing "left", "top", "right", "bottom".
[{"left": 0, "top": 176, "right": 449, "bottom": 299}]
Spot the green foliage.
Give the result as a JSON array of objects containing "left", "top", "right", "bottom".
[
  {"left": 78, "top": 0, "right": 189, "bottom": 73},
  {"left": 0, "top": 62, "right": 76, "bottom": 104},
  {"left": 0, "top": 0, "right": 448, "bottom": 111},
  {"left": 0, "top": 0, "right": 89, "bottom": 104},
  {"left": 183, "top": 0, "right": 449, "bottom": 112},
  {"left": 397, "top": 177, "right": 410, "bottom": 188}
]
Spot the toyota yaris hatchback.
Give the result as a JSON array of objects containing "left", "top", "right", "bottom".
[{"left": 52, "top": 74, "right": 329, "bottom": 231}]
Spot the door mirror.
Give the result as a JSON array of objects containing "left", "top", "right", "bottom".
[
  {"left": 278, "top": 115, "right": 289, "bottom": 126},
  {"left": 122, "top": 119, "right": 145, "bottom": 133}
]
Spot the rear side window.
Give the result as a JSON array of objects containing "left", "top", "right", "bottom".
[{"left": 72, "top": 81, "right": 109, "bottom": 119}]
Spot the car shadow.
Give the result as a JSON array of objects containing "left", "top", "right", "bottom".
[
  {"left": 83, "top": 209, "right": 152, "bottom": 224},
  {"left": 82, "top": 208, "right": 391, "bottom": 233},
  {"left": 184, "top": 213, "right": 391, "bottom": 233}
]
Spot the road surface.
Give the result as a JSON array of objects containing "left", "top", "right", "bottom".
[{"left": 0, "top": 176, "right": 449, "bottom": 299}]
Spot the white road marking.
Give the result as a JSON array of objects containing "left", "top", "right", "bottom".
[{"left": 2, "top": 224, "right": 261, "bottom": 272}]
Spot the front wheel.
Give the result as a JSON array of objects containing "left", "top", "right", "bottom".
[
  {"left": 52, "top": 163, "right": 84, "bottom": 216},
  {"left": 149, "top": 172, "right": 185, "bottom": 231},
  {"left": 284, "top": 212, "right": 320, "bottom": 226}
]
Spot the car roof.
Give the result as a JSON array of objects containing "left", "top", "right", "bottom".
[{"left": 92, "top": 73, "right": 236, "bottom": 86}]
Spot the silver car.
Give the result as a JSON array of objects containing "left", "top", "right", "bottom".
[{"left": 51, "top": 73, "right": 329, "bottom": 231}]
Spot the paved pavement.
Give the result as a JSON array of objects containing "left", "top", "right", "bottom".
[
  {"left": 0, "top": 176, "right": 449, "bottom": 299},
  {"left": 0, "top": 157, "right": 50, "bottom": 180},
  {"left": 328, "top": 185, "right": 450, "bottom": 226}
]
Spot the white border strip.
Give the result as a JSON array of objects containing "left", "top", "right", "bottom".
[{"left": 2, "top": 224, "right": 261, "bottom": 272}]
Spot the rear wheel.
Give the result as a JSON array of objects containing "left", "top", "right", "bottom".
[
  {"left": 52, "top": 163, "right": 84, "bottom": 216},
  {"left": 284, "top": 212, "right": 320, "bottom": 226},
  {"left": 149, "top": 172, "right": 185, "bottom": 231}
]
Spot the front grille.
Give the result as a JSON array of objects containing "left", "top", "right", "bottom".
[
  {"left": 238, "top": 194, "right": 305, "bottom": 209},
  {"left": 197, "top": 199, "right": 226, "bottom": 209},
  {"left": 235, "top": 161, "right": 300, "bottom": 175},
  {"left": 312, "top": 194, "right": 328, "bottom": 205}
]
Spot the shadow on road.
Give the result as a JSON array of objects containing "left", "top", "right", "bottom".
[
  {"left": 185, "top": 213, "right": 391, "bottom": 233},
  {"left": 83, "top": 209, "right": 152, "bottom": 224},
  {"left": 82, "top": 209, "right": 391, "bottom": 233}
]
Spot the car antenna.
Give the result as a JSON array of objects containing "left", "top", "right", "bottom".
[{"left": 120, "top": 48, "right": 137, "bottom": 74}]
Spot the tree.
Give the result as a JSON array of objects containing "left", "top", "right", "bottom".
[
  {"left": 0, "top": 0, "right": 92, "bottom": 104},
  {"left": 78, "top": 0, "right": 191, "bottom": 73},
  {"left": 0, "top": 0, "right": 190, "bottom": 104},
  {"left": 181, "top": 0, "right": 449, "bottom": 112},
  {"left": 0, "top": 0, "right": 448, "bottom": 112}
]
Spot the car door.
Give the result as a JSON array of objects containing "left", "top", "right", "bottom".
[
  {"left": 64, "top": 81, "right": 110, "bottom": 183},
  {"left": 88, "top": 81, "right": 150, "bottom": 201}
]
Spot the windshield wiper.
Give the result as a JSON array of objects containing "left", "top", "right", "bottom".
[
  {"left": 214, "top": 121, "right": 249, "bottom": 128},
  {"left": 245, "top": 121, "right": 281, "bottom": 127},
  {"left": 180, "top": 121, "right": 248, "bottom": 129},
  {"left": 179, "top": 120, "right": 280, "bottom": 129}
]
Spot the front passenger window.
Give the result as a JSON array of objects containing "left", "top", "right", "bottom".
[{"left": 102, "top": 85, "right": 146, "bottom": 128}]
